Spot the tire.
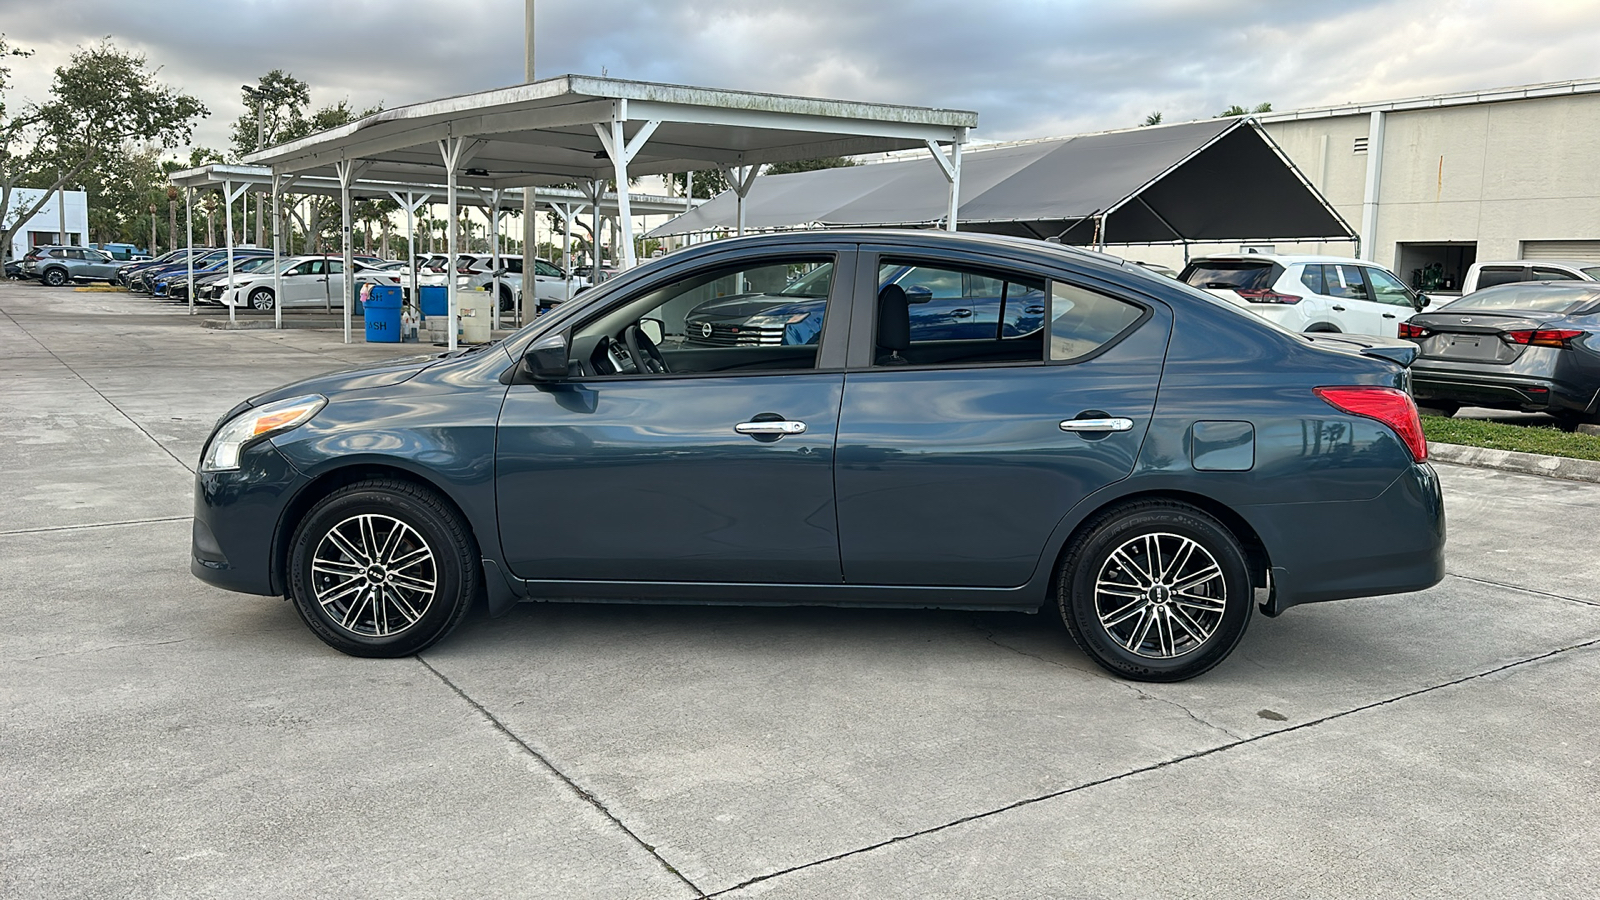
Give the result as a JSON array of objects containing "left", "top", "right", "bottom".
[
  {"left": 499, "top": 287, "right": 516, "bottom": 314},
  {"left": 249, "top": 287, "right": 275, "bottom": 310},
  {"left": 42, "top": 268, "right": 67, "bottom": 287},
  {"left": 287, "top": 478, "right": 480, "bottom": 658},
  {"left": 1052, "top": 500, "right": 1253, "bottom": 682},
  {"left": 1415, "top": 401, "right": 1459, "bottom": 417}
]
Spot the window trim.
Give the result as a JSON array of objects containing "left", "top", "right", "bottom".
[
  {"left": 554, "top": 248, "right": 857, "bottom": 384},
  {"left": 849, "top": 248, "right": 1151, "bottom": 372}
]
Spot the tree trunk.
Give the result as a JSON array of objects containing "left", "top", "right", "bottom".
[{"left": 168, "top": 200, "right": 178, "bottom": 254}]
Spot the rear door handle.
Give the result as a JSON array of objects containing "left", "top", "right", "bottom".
[
  {"left": 1060, "top": 417, "right": 1134, "bottom": 433},
  {"left": 735, "top": 420, "right": 807, "bottom": 436},
  {"left": 1382, "top": 313, "right": 1397, "bottom": 319},
  {"left": 950, "top": 308, "right": 974, "bottom": 318},
  {"left": 1332, "top": 305, "right": 1347, "bottom": 311}
]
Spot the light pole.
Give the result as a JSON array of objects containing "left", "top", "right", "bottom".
[{"left": 242, "top": 84, "right": 267, "bottom": 246}]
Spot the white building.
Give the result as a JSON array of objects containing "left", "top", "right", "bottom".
[
  {"left": 3, "top": 188, "right": 90, "bottom": 261},
  {"left": 1132, "top": 77, "right": 1600, "bottom": 291}
]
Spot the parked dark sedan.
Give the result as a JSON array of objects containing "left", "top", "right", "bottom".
[
  {"left": 1402, "top": 282, "right": 1600, "bottom": 426},
  {"left": 191, "top": 231, "right": 1444, "bottom": 682}
]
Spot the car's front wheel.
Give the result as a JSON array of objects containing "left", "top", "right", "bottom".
[
  {"left": 249, "top": 288, "right": 275, "bottom": 310},
  {"left": 1054, "top": 500, "right": 1253, "bottom": 682},
  {"left": 288, "top": 478, "right": 479, "bottom": 657}
]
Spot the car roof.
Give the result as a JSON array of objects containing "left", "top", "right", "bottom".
[
  {"left": 1475, "top": 259, "right": 1600, "bottom": 268},
  {"left": 1188, "top": 254, "right": 1366, "bottom": 266}
]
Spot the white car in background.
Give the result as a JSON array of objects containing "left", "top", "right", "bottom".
[
  {"left": 216, "top": 255, "right": 401, "bottom": 310},
  {"left": 466, "top": 255, "right": 591, "bottom": 312},
  {"left": 1180, "top": 254, "right": 1428, "bottom": 337}
]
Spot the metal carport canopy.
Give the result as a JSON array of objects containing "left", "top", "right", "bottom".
[
  {"left": 243, "top": 74, "right": 974, "bottom": 350},
  {"left": 648, "top": 117, "right": 1355, "bottom": 246}
]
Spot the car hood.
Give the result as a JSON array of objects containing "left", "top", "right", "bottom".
[
  {"left": 687, "top": 293, "right": 824, "bottom": 319},
  {"left": 246, "top": 353, "right": 449, "bottom": 407}
]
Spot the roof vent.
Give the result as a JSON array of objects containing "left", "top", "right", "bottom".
[{"left": 1353, "top": 136, "right": 1369, "bottom": 154}]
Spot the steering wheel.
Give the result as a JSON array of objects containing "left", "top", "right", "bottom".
[{"left": 623, "top": 324, "right": 669, "bottom": 374}]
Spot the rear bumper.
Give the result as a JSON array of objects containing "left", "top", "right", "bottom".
[
  {"left": 1411, "top": 364, "right": 1597, "bottom": 415},
  {"left": 1249, "top": 463, "right": 1446, "bottom": 615}
]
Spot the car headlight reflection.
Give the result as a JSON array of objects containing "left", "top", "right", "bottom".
[{"left": 201, "top": 394, "right": 326, "bottom": 472}]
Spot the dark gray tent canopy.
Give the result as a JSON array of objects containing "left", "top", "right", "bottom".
[{"left": 649, "top": 118, "right": 1354, "bottom": 245}]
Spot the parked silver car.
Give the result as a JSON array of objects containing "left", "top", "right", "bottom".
[{"left": 21, "top": 246, "right": 123, "bottom": 286}]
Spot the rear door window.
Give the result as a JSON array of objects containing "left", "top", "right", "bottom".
[
  {"left": 1323, "top": 264, "right": 1368, "bottom": 301},
  {"left": 1049, "top": 282, "right": 1146, "bottom": 362}
]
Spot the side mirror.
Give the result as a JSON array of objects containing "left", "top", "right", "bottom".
[
  {"left": 638, "top": 317, "right": 665, "bottom": 345},
  {"left": 904, "top": 284, "right": 934, "bottom": 304},
  {"left": 526, "top": 332, "right": 570, "bottom": 380},
  {"left": 1415, "top": 293, "right": 1431, "bottom": 311}
]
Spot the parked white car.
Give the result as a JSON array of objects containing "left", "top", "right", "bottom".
[
  {"left": 1180, "top": 254, "right": 1426, "bottom": 337},
  {"left": 216, "top": 256, "right": 401, "bottom": 310},
  {"left": 466, "top": 255, "right": 590, "bottom": 311}
]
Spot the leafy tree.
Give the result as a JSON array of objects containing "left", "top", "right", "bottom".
[
  {"left": 1, "top": 40, "right": 206, "bottom": 255},
  {"left": 1142, "top": 111, "right": 1163, "bottom": 127},
  {"left": 1217, "top": 102, "right": 1273, "bottom": 117},
  {"left": 230, "top": 70, "right": 311, "bottom": 158}
]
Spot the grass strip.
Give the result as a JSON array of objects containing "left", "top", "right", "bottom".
[{"left": 1423, "top": 414, "right": 1600, "bottom": 461}]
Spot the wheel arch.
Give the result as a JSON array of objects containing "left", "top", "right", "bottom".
[
  {"left": 269, "top": 461, "right": 478, "bottom": 597},
  {"left": 1045, "top": 488, "right": 1272, "bottom": 603}
]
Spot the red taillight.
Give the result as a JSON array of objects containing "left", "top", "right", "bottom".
[
  {"left": 1314, "top": 386, "right": 1428, "bottom": 462},
  {"left": 1235, "top": 288, "right": 1302, "bottom": 304},
  {"left": 1501, "top": 328, "right": 1583, "bottom": 348},
  {"left": 1397, "top": 322, "right": 1430, "bottom": 339}
]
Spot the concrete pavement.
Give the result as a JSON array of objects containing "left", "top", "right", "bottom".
[{"left": 3, "top": 281, "right": 1598, "bottom": 898}]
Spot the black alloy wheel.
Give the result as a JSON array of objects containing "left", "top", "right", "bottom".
[
  {"left": 43, "top": 268, "right": 67, "bottom": 287},
  {"left": 1054, "top": 499, "right": 1253, "bottom": 682},
  {"left": 288, "top": 478, "right": 479, "bottom": 657}
]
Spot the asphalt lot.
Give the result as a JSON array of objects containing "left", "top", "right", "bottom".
[{"left": 4, "top": 280, "right": 1599, "bottom": 899}]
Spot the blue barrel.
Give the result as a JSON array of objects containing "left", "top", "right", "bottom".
[
  {"left": 364, "top": 285, "right": 403, "bottom": 343},
  {"left": 418, "top": 285, "right": 448, "bottom": 318}
]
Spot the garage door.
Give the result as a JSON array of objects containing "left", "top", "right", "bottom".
[{"left": 1521, "top": 240, "right": 1600, "bottom": 260}]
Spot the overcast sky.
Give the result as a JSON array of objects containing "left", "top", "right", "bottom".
[{"left": 4, "top": 0, "right": 1599, "bottom": 154}]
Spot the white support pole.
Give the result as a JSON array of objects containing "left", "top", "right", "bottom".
[
  {"left": 184, "top": 188, "right": 194, "bottom": 316},
  {"left": 560, "top": 202, "right": 575, "bottom": 301},
  {"left": 719, "top": 163, "right": 764, "bottom": 237},
  {"left": 272, "top": 172, "right": 282, "bottom": 331},
  {"left": 334, "top": 160, "right": 353, "bottom": 342},
  {"left": 489, "top": 187, "right": 502, "bottom": 329},
  {"left": 593, "top": 118, "right": 658, "bottom": 269},
  {"left": 440, "top": 137, "right": 465, "bottom": 353},
  {"left": 926, "top": 129, "right": 966, "bottom": 232},
  {"left": 224, "top": 179, "right": 236, "bottom": 327},
  {"left": 1359, "top": 110, "right": 1386, "bottom": 261}
]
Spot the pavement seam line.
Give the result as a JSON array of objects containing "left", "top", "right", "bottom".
[
  {"left": 0, "top": 305, "right": 197, "bottom": 474},
  {"left": 708, "top": 636, "right": 1600, "bottom": 897},
  {"left": 414, "top": 655, "right": 708, "bottom": 899},
  {"left": 0, "top": 516, "right": 190, "bottom": 537},
  {"left": 1445, "top": 570, "right": 1600, "bottom": 609},
  {"left": 970, "top": 618, "right": 1245, "bottom": 741}
]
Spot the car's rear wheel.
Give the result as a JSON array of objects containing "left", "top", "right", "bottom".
[
  {"left": 42, "top": 268, "right": 67, "bottom": 287},
  {"left": 249, "top": 288, "right": 275, "bottom": 310},
  {"left": 1054, "top": 500, "right": 1253, "bottom": 682},
  {"left": 288, "top": 479, "right": 479, "bottom": 657}
]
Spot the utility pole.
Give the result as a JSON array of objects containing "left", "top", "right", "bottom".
[{"left": 522, "top": 0, "right": 536, "bottom": 267}]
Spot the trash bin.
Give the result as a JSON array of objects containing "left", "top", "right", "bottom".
[
  {"left": 364, "top": 285, "right": 403, "bottom": 343},
  {"left": 460, "top": 289, "right": 493, "bottom": 344},
  {"left": 418, "top": 285, "right": 448, "bottom": 318}
]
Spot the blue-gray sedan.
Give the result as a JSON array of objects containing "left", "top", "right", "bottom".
[{"left": 191, "top": 231, "right": 1445, "bottom": 681}]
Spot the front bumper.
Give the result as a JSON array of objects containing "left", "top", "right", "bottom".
[
  {"left": 191, "top": 439, "right": 309, "bottom": 596},
  {"left": 1249, "top": 462, "right": 1446, "bottom": 615}
]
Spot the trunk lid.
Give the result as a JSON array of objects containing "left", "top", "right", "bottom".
[{"left": 1407, "top": 310, "right": 1564, "bottom": 365}]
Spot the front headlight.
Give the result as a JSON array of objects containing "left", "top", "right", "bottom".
[{"left": 201, "top": 394, "right": 326, "bottom": 472}]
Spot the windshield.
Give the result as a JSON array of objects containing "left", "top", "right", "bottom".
[
  {"left": 1444, "top": 283, "right": 1600, "bottom": 313},
  {"left": 1180, "top": 260, "right": 1283, "bottom": 291},
  {"left": 777, "top": 261, "right": 835, "bottom": 297}
]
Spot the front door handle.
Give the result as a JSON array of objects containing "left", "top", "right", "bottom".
[
  {"left": 735, "top": 420, "right": 807, "bottom": 436},
  {"left": 1060, "top": 417, "right": 1134, "bottom": 433},
  {"left": 950, "top": 308, "right": 974, "bottom": 318}
]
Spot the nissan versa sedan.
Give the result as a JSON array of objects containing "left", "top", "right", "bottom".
[
  {"left": 191, "top": 231, "right": 1445, "bottom": 682},
  {"left": 1402, "top": 281, "right": 1600, "bottom": 426}
]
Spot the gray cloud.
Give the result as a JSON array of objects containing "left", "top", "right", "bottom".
[{"left": 2, "top": 0, "right": 1597, "bottom": 155}]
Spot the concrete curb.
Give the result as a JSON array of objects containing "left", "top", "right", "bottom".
[{"left": 1429, "top": 441, "right": 1600, "bottom": 485}]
